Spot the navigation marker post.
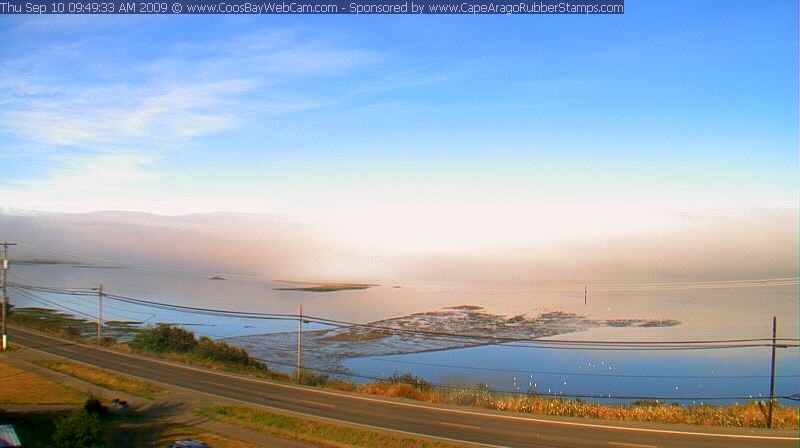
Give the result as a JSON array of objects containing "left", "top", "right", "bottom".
[{"left": 584, "top": 283, "right": 587, "bottom": 307}]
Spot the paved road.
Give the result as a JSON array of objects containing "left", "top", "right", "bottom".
[{"left": 10, "top": 327, "right": 799, "bottom": 448}]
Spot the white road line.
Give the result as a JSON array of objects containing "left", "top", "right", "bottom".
[
  {"left": 299, "top": 399, "right": 336, "bottom": 409},
  {"left": 608, "top": 442, "right": 657, "bottom": 448},
  {"left": 14, "top": 327, "right": 800, "bottom": 442},
  {"left": 439, "top": 421, "right": 481, "bottom": 431}
]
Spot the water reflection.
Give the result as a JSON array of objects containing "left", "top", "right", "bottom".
[{"left": 8, "top": 264, "right": 799, "bottom": 404}]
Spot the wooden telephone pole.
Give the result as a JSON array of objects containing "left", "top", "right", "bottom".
[
  {"left": 1, "top": 241, "right": 16, "bottom": 352},
  {"left": 96, "top": 284, "right": 104, "bottom": 345},
  {"left": 296, "top": 304, "right": 303, "bottom": 383},
  {"left": 767, "top": 316, "right": 777, "bottom": 428}
]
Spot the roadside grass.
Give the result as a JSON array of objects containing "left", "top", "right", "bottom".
[
  {"left": 357, "top": 381, "right": 800, "bottom": 429},
  {"left": 33, "top": 359, "right": 166, "bottom": 399},
  {"left": 197, "top": 406, "right": 471, "bottom": 448},
  {"left": 0, "top": 360, "right": 84, "bottom": 404},
  {"left": 11, "top": 314, "right": 800, "bottom": 430},
  {"left": 134, "top": 348, "right": 294, "bottom": 383}
]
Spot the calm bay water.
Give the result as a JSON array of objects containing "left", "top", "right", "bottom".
[{"left": 9, "top": 264, "right": 799, "bottom": 404}]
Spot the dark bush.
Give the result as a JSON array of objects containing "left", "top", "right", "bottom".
[
  {"left": 298, "top": 369, "right": 330, "bottom": 387},
  {"left": 83, "top": 397, "right": 108, "bottom": 416},
  {"left": 129, "top": 324, "right": 198, "bottom": 353},
  {"left": 52, "top": 409, "right": 103, "bottom": 448},
  {"left": 388, "top": 372, "right": 431, "bottom": 391},
  {"left": 194, "top": 336, "right": 251, "bottom": 365},
  {"left": 129, "top": 324, "right": 267, "bottom": 371}
]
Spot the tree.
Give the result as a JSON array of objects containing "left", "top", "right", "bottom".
[
  {"left": 52, "top": 409, "right": 103, "bottom": 448},
  {"left": 129, "top": 324, "right": 198, "bottom": 353}
]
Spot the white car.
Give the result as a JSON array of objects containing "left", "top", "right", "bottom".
[{"left": 167, "top": 440, "right": 210, "bottom": 448}]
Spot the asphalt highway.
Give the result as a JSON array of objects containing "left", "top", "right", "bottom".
[{"left": 9, "top": 326, "right": 799, "bottom": 448}]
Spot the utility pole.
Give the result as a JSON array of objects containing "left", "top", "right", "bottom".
[
  {"left": 96, "top": 284, "right": 104, "bottom": 345},
  {"left": 296, "top": 304, "right": 303, "bottom": 384},
  {"left": 1, "top": 241, "right": 17, "bottom": 352},
  {"left": 767, "top": 316, "right": 777, "bottom": 429}
]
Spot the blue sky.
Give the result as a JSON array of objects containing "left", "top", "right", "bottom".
[{"left": 0, "top": 3, "right": 797, "bottom": 252}]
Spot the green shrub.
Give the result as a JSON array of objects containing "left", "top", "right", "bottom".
[
  {"left": 388, "top": 372, "right": 431, "bottom": 391},
  {"left": 297, "top": 369, "right": 330, "bottom": 387},
  {"left": 129, "top": 324, "right": 267, "bottom": 372},
  {"left": 83, "top": 397, "right": 108, "bottom": 416},
  {"left": 129, "top": 324, "right": 197, "bottom": 353},
  {"left": 194, "top": 336, "right": 251, "bottom": 365},
  {"left": 52, "top": 409, "right": 103, "bottom": 448}
]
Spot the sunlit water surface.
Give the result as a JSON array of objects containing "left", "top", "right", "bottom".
[{"left": 9, "top": 264, "right": 799, "bottom": 405}]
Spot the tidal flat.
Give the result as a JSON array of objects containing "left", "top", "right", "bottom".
[{"left": 228, "top": 306, "right": 680, "bottom": 374}]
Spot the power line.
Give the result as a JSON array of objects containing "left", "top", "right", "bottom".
[
  {"left": 12, "top": 288, "right": 99, "bottom": 323},
  {"left": 7, "top": 280, "right": 97, "bottom": 295},
  {"left": 211, "top": 339, "right": 800, "bottom": 380},
  {"left": 251, "top": 355, "right": 798, "bottom": 402},
  {"left": 354, "top": 356, "right": 800, "bottom": 379},
  {"left": 8, "top": 282, "right": 800, "bottom": 349},
  {"left": 9, "top": 283, "right": 798, "bottom": 402}
]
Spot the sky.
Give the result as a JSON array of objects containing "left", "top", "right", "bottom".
[{"left": 0, "top": 3, "right": 797, "bottom": 280}]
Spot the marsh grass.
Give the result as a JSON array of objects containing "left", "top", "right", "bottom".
[
  {"left": 33, "top": 359, "right": 166, "bottom": 399},
  {"left": 10, "top": 307, "right": 96, "bottom": 341},
  {"left": 320, "top": 330, "right": 391, "bottom": 342},
  {"left": 0, "top": 360, "right": 85, "bottom": 404},
  {"left": 9, "top": 307, "right": 139, "bottom": 344}
]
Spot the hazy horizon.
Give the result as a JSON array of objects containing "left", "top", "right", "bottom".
[
  {"left": 1, "top": 206, "right": 795, "bottom": 286},
  {"left": 1, "top": 4, "right": 797, "bottom": 286}
]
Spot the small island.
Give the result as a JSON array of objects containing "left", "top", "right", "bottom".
[{"left": 273, "top": 280, "right": 377, "bottom": 292}]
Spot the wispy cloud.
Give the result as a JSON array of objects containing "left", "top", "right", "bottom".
[
  {"left": 0, "top": 26, "right": 374, "bottom": 154},
  {"left": 0, "top": 23, "right": 378, "bottom": 212},
  {"left": 3, "top": 79, "right": 260, "bottom": 147},
  {"left": 0, "top": 151, "right": 159, "bottom": 211}
]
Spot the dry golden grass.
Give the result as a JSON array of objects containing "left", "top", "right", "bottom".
[
  {"left": 357, "top": 382, "right": 799, "bottom": 429},
  {"left": 198, "top": 406, "right": 471, "bottom": 448},
  {"left": 33, "top": 359, "right": 166, "bottom": 399},
  {"left": 0, "top": 360, "right": 84, "bottom": 404},
  {"left": 156, "top": 426, "right": 259, "bottom": 448}
]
